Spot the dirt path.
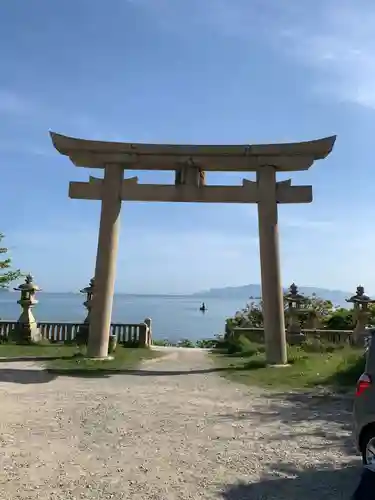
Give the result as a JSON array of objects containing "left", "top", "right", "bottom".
[{"left": 0, "top": 349, "right": 360, "bottom": 499}]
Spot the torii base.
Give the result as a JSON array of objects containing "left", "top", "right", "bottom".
[{"left": 83, "top": 356, "right": 115, "bottom": 361}]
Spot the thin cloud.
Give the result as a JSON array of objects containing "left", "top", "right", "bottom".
[
  {"left": 0, "top": 87, "right": 117, "bottom": 154},
  {"left": 245, "top": 206, "right": 332, "bottom": 231},
  {"left": 7, "top": 225, "right": 260, "bottom": 293},
  {"left": 0, "top": 139, "right": 55, "bottom": 157},
  {"left": 278, "top": 1, "right": 375, "bottom": 110},
  {"left": 0, "top": 89, "right": 33, "bottom": 116},
  {"left": 0, "top": 87, "right": 103, "bottom": 135},
  {"left": 125, "top": 0, "right": 273, "bottom": 40},
  {"left": 129, "top": 0, "right": 375, "bottom": 110},
  {"left": 282, "top": 219, "right": 332, "bottom": 231},
  {"left": 198, "top": 0, "right": 375, "bottom": 110}
]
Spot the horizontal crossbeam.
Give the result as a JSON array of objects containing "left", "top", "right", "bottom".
[{"left": 69, "top": 181, "right": 313, "bottom": 204}]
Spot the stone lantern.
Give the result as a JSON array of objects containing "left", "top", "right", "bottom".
[
  {"left": 285, "top": 283, "right": 307, "bottom": 344},
  {"left": 346, "top": 285, "right": 375, "bottom": 346},
  {"left": 81, "top": 277, "right": 95, "bottom": 325},
  {"left": 13, "top": 274, "right": 42, "bottom": 343},
  {"left": 77, "top": 277, "right": 117, "bottom": 355},
  {"left": 77, "top": 277, "right": 95, "bottom": 347}
]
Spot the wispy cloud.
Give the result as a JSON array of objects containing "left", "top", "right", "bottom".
[
  {"left": 244, "top": 205, "right": 332, "bottom": 232},
  {"left": 0, "top": 86, "right": 129, "bottom": 150},
  {"left": 130, "top": 0, "right": 375, "bottom": 110},
  {"left": 0, "top": 89, "right": 34, "bottom": 116},
  {"left": 282, "top": 219, "right": 332, "bottom": 231},
  {"left": 126, "top": 0, "right": 271, "bottom": 40},
  {"left": 200, "top": 0, "right": 375, "bottom": 110},
  {"left": 0, "top": 86, "right": 120, "bottom": 156},
  {"left": 8, "top": 224, "right": 259, "bottom": 293},
  {"left": 0, "top": 139, "right": 56, "bottom": 157},
  {"left": 276, "top": 1, "right": 375, "bottom": 110}
]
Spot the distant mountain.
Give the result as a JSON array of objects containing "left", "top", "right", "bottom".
[{"left": 192, "top": 284, "right": 352, "bottom": 306}]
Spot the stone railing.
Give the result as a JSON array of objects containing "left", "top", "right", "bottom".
[
  {"left": 232, "top": 327, "right": 353, "bottom": 345},
  {"left": 0, "top": 320, "right": 152, "bottom": 346},
  {"left": 1, "top": 275, "right": 153, "bottom": 347}
]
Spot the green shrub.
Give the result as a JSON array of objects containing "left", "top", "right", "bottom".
[
  {"left": 224, "top": 302, "right": 264, "bottom": 338},
  {"left": 178, "top": 339, "right": 195, "bottom": 348},
  {"left": 300, "top": 339, "right": 340, "bottom": 353},
  {"left": 195, "top": 338, "right": 221, "bottom": 349},
  {"left": 152, "top": 339, "right": 170, "bottom": 346},
  {"left": 321, "top": 351, "right": 365, "bottom": 388},
  {"left": 324, "top": 308, "right": 355, "bottom": 330},
  {"left": 226, "top": 334, "right": 264, "bottom": 356},
  {"left": 286, "top": 345, "right": 309, "bottom": 364}
]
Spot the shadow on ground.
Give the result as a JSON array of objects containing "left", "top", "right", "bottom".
[
  {"left": 0, "top": 363, "right": 232, "bottom": 383},
  {"left": 0, "top": 355, "right": 75, "bottom": 362},
  {"left": 0, "top": 368, "right": 57, "bottom": 384},
  {"left": 217, "top": 391, "right": 355, "bottom": 455},
  {"left": 221, "top": 462, "right": 360, "bottom": 500},
  {"left": 45, "top": 367, "right": 229, "bottom": 378}
]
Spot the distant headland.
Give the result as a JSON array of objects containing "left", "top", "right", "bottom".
[{"left": 191, "top": 284, "right": 352, "bottom": 306}]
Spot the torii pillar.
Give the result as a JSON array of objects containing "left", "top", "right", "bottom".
[
  {"left": 257, "top": 166, "right": 286, "bottom": 365},
  {"left": 88, "top": 164, "right": 123, "bottom": 358}
]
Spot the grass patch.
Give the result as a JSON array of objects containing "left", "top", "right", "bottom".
[
  {"left": 0, "top": 343, "right": 78, "bottom": 360},
  {"left": 0, "top": 343, "right": 162, "bottom": 376},
  {"left": 212, "top": 340, "right": 365, "bottom": 391},
  {"left": 44, "top": 347, "right": 161, "bottom": 375}
]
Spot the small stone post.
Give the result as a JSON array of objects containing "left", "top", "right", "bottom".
[
  {"left": 13, "top": 274, "right": 42, "bottom": 343},
  {"left": 144, "top": 318, "right": 152, "bottom": 346},
  {"left": 346, "top": 286, "right": 375, "bottom": 346},
  {"left": 285, "top": 283, "right": 306, "bottom": 345},
  {"left": 77, "top": 278, "right": 95, "bottom": 347}
]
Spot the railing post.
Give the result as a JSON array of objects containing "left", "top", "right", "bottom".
[
  {"left": 144, "top": 318, "right": 152, "bottom": 346},
  {"left": 138, "top": 325, "right": 147, "bottom": 347}
]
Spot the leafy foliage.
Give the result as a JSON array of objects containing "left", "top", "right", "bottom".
[
  {"left": 225, "top": 301, "right": 263, "bottom": 334},
  {"left": 178, "top": 339, "right": 195, "bottom": 348},
  {"left": 323, "top": 307, "right": 355, "bottom": 330},
  {"left": 297, "top": 293, "right": 334, "bottom": 328},
  {"left": 152, "top": 337, "right": 221, "bottom": 348},
  {"left": 195, "top": 338, "right": 220, "bottom": 349},
  {"left": 0, "top": 233, "right": 21, "bottom": 289},
  {"left": 224, "top": 291, "right": 366, "bottom": 337}
]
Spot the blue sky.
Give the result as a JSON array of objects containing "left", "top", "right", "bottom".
[{"left": 0, "top": 0, "right": 374, "bottom": 294}]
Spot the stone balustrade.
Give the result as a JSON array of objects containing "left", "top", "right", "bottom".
[
  {"left": 0, "top": 276, "right": 152, "bottom": 348},
  {"left": 0, "top": 320, "right": 152, "bottom": 346},
  {"left": 231, "top": 327, "right": 353, "bottom": 345}
]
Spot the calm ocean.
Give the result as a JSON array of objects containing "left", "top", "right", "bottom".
[{"left": 0, "top": 293, "right": 247, "bottom": 343}]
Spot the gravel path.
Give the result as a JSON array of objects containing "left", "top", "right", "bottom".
[{"left": 0, "top": 348, "right": 360, "bottom": 499}]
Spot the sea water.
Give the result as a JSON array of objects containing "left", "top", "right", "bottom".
[{"left": 0, "top": 293, "right": 248, "bottom": 343}]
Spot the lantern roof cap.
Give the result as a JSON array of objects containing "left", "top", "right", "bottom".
[
  {"left": 284, "top": 283, "right": 307, "bottom": 302},
  {"left": 346, "top": 285, "right": 375, "bottom": 304},
  {"left": 14, "top": 274, "right": 40, "bottom": 292},
  {"left": 80, "top": 277, "right": 95, "bottom": 294}
]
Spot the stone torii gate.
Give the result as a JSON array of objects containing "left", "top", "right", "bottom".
[{"left": 50, "top": 132, "right": 336, "bottom": 365}]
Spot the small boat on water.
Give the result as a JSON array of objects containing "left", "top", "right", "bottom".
[{"left": 199, "top": 302, "right": 207, "bottom": 312}]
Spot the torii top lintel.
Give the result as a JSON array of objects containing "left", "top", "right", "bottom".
[{"left": 49, "top": 132, "right": 336, "bottom": 172}]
